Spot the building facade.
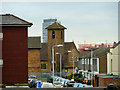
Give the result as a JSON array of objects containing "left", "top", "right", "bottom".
[
  {"left": 107, "top": 41, "right": 120, "bottom": 75},
  {"left": 40, "top": 22, "right": 80, "bottom": 75},
  {"left": 42, "top": 19, "right": 58, "bottom": 43},
  {"left": 79, "top": 48, "right": 109, "bottom": 80},
  {"left": 0, "top": 14, "right": 32, "bottom": 84},
  {"left": 28, "top": 37, "right": 41, "bottom": 73}
]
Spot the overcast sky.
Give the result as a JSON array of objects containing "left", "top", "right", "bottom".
[{"left": 1, "top": 1, "right": 118, "bottom": 45}]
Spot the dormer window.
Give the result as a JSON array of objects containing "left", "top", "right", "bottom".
[{"left": 52, "top": 31, "right": 55, "bottom": 39}]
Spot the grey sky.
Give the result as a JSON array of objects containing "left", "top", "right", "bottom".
[{"left": 1, "top": 2, "right": 118, "bottom": 45}]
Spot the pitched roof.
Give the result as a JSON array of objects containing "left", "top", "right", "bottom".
[
  {"left": 63, "top": 42, "right": 79, "bottom": 67},
  {"left": 0, "top": 14, "right": 33, "bottom": 27},
  {"left": 46, "top": 22, "right": 67, "bottom": 30},
  {"left": 28, "top": 37, "right": 41, "bottom": 49},
  {"left": 64, "top": 42, "right": 79, "bottom": 54},
  {"left": 81, "top": 48, "right": 110, "bottom": 58},
  {"left": 40, "top": 43, "right": 48, "bottom": 61},
  {"left": 112, "top": 41, "right": 120, "bottom": 48}
]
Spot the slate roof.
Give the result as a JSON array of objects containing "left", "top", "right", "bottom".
[
  {"left": 112, "top": 41, "right": 120, "bottom": 48},
  {"left": 40, "top": 42, "right": 79, "bottom": 64},
  {"left": 81, "top": 48, "right": 110, "bottom": 58},
  {"left": 46, "top": 22, "right": 67, "bottom": 30},
  {"left": 0, "top": 14, "right": 33, "bottom": 27},
  {"left": 40, "top": 43, "right": 48, "bottom": 61},
  {"left": 64, "top": 42, "right": 79, "bottom": 54},
  {"left": 63, "top": 42, "right": 79, "bottom": 68},
  {"left": 28, "top": 37, "right": 41, "bottom": 49}
]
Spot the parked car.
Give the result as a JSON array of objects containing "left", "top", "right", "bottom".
[
  {"left": 79, "top": 84, "right": 87, "bottom": 87},
  {"left": 28, "top": 79, "right": 37, "bottom": 88},
  {"left": 28, "top": 75, "right": 37, "bottom": 84},
  {"left": 64, "top": 79, "right": 70, "bottom": 87},
  {"left": 67, "top": 81, "right": 75, "bottom": 87},
  {"left": 41, "top": 82, "right": 54, "bottom": 88},
  {"left": 54, "top": 81, "right": 63, "bottom": 88},
  {"left": 47, "top": 78, "right": 53, "bottom": 83},
  {"left": 73, "top": 83, "right": 82, "bottom": 87},
  {"left": 84, "top": 85, "right": 93, "bottom": 87}
]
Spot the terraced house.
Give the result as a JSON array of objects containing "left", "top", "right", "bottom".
[{"left": 79, "top": 48, "right": 110, "bottom": 80}]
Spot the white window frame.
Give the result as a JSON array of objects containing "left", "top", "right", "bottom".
[
  {"left": 88, "top": 59, "right": 89, "bottom": 64},
  {"left": 85, "top": 59, "right": 86, "bottom": 64},
  {"left": 90, "top": 59, "right": 92, "bottom": 65},
  {"left": 0, "top": 33, "right": 3, "bottom": 40},
  {"left": 82, "top": 59, "right": 84, "bottom": 64}
]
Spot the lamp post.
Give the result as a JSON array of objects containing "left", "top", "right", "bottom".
[
  {"left": 68, "top": 49, "right": 75, "bottom": 81},
  {"left": 85, "top": 48, "right": 93, "bottom": 86},
  {"left": 91, "top": 49, "right": 93, "bottom": 86},
  {"left": 52, "top": 44, "right": 63, "bottom": 85},
  {"left": 56, "top": 52, "right": 62, "bottom": 77}
]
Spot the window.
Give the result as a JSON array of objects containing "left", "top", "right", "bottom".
[
  {"left": 0, "top": 33, "right": 3, "bottom": 40},
  {"left": 88, "top": 59, "right": 89, "bottom": 64},
  {"left": 90, "top": 59, "right": 92, "bottom": 65},
  {"left": 61, "top": 31, "right": 63, "bottom": 39},
  {"left": 82, "top": 59, "right": 84, "bottom": 64},
  {"left": 70, "top": 57, "right": 72, "bottom": 62},
  {"left": 93, "top": 59, "right": 97, "bottom": 65},
  {"left": 52, "top": 31, "right": 55, "bottom": 39},
  {"left": 85, "top": 59, "right": 86, "bottom": 64},
  {"left": 41, "top": 64, "right": 46, "bottom": 69}
]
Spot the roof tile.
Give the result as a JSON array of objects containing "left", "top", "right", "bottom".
[{"left": 46, "top": 22, "right": 67, "bottom": 30}]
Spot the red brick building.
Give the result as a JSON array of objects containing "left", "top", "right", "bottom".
[{"left": 0, "top": 14, "right": 32, "bottom": 84}]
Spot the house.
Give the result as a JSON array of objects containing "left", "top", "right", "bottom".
[
  {"left": 107, "top": 41, "right": 120, "bottom": 75},
  {"left": 0, "top": 14, "right": 32, "bottom": 84},
  {"left": 79, "top": 48, "right": 109, "bottom": 80},
  {"left": 91, "top": 42, "right": 120, "bottom": 87},
  {"left": 40, "top": 22, "right": 80, "bottom": 75},
  {"left": 28, "top": 37, "right": 41, "bottom": 73}
]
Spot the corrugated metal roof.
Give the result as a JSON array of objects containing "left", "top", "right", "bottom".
[
  {"left": 28, "top": 37, "right": 41, "bottom": 49},
  {"left": 46, "top": 22, "right": 67, "bottom": 30},
  {"left": 0, "top": 14, "right": 33, "bottom": 27}
]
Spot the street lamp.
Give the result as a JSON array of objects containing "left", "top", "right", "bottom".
[
  {"left": 52, "top": 44, "right": 63, "bottom": 85},
  {"left": 84, "top": 48, "right": 93, "bottom": 86},
  {"left": 56, "top": 52, "right": 62, "bottom": 77},
  {"left": 68, "top": 49, "right": 75, "bottom": 81}
]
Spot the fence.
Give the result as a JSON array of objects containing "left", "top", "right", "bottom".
[
  {"left": 2, "top": 87, "right": 107, "bottom": 90},
  {"left": 28, "top": 72, "right": 67, "bottom": 79}
]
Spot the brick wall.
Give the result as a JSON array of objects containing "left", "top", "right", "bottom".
[
  {"left": 99, "top": 55, "right": 107, "bottom": 74},
  {"left": 28, "top": 49, "right": 40, "bottom": 72},
  {"left": 2, "top": 26, "right": 28, "bottom": 84},
  {"left": 98, "top": 77, "right": 120, "bottom": 87},
  {"left": 40, "top": 61, "right": 50, "bottom": 72},
  {"left": 48, "top": 29, "right": 64, "bottom": 72}
]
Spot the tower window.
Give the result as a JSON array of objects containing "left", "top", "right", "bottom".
[
  {"left": 52, "top": 31, "right": 55, "bottom": 39},
  {"left": 61, "top": 31, "right": 63, "bottom": 39}
]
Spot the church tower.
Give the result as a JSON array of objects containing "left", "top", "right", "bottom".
[{"left": 46, "top": 22, "right": 67, "bottom": 72}]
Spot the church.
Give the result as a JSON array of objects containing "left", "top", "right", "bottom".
[{"left": 28, "top": 22, "right": 80, "bottom": 75}]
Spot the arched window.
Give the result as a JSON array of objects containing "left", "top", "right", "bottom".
[{"left": 52, "top": 31, "right": 55, "bottom": 39}]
